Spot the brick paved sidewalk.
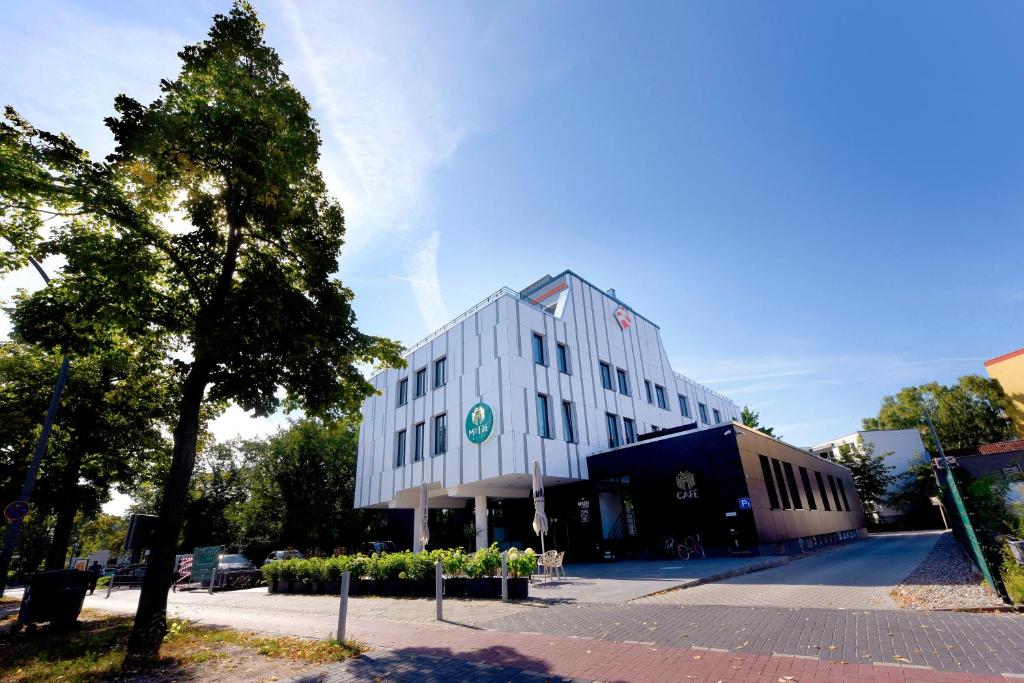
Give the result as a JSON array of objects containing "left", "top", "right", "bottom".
[{"left": 291, "top": 618, "right": 1011, "bottom": 682}]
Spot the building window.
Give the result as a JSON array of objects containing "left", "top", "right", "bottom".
[
  {"left": 827, "top": 474, "right": 842, "bottom": 511},
  {"left": 433, "top": 356, "right": 447, "bottom": 388},
  {"left": 771, "top": 459, "right": 791, "bottom": 508},
  {"left": 678, "top": 394, "right": 690, "bottom": 418},
  {"left": 414, "top": 422, "right": 425, "bottom": 462},
  {"left": 562, "top": 401, "right": 577, "bottom": 443},
  {"left": 433, "top": 413, "right": 447, "bottom": 455},
  {"left": 759, "top": 455, "right": 780, "bottom": 509},
  {"left": 799, "top": 466, "right": 817, "bottom": 510},
  {"left": 644, "top": 380, "right": 654, "bottom": 404},
  {"left": 415, "top": 368, "right": 427, "bottom": 397},
  {"left": 815, "top": 471, "right": 831, "bottom": 511},
  {"left": 655, "top": 385, "right": 667, "bottom": 409},
  {"left": 651, "top": 425, "right": 660, "bottom": 432},
  {"left": 532, "top": 333, "right": 546, "bottom": 366},
  {"left": 616, "top": 368, "right": 630, "bottom": 396},
  {"left": 623, "top": 417, "right": 637, "bottom": 444},
  {"left": 712, "top": 408, "right": 721, "bottom": 424},
  {"left": 395, "top": 429, "right": 406, "bottom": 468},
  {"left": 556, "top": 343, "right": 570, "bottom": 374},
  {"left": 536, "top": 393, "right": 552, "bottom": 439},
  {"left": 698, "top": 402, "right": 709, "bottom": 424},
  {"left": 606, "top": 413, "right": 621, "bottom": 448},
  {"left": 837, "top": 479, "right": 851, "bottom": 511},
  {"left": 782, "top": 462, "right": 803, "bottom": 509},
  {"left": 397, "top": 378, "right": 408, "bottom": 407},
  {"left": 599, "top": 362, "right": 613, "bottom": 390}
]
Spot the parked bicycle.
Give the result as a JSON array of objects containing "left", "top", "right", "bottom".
[{"left": 661, "top": 534, "right": 705, "bottom": 560}]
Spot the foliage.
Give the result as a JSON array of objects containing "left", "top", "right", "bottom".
[
  {"left": 863, "top": 376, "right": 1014, "bottom": 453},
  {"left": 740, "top": 406, "right": 778, "bottom": 438},
  {"left": 74, "top": 513, "right": 128, "bottom": 558},
  {"left": 832, "top": 437, "right": 896, "bottom": 515},
  {"left": 506, "top": 547, "right": 538, "bottom": 578},
  {"left": 886, "top": 457, "right": 942, "bottom": 528}
]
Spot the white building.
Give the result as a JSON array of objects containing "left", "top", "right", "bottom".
[
  {"left": 355, "top": 271, "right": 740, "bottom": 550},
  {"left": 810, "top": 428, "right": 929, "bottom": 521}
]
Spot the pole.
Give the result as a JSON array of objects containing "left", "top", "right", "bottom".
[
  {"left": 106, "top": 572, "right": 115, "bottom": 599},
  {"left": 208, "top": 566, "right": 217, "bottom": 594},
  {"left": 500, "top": 551, "right": 508, "bottom": 603},
  {"left": 435, "top": 560, "right": 443, "bottom": 621},
  {"left": 0, "top": 256, "right": 72, "bottom": 598},
  {"left": 336, "top": 571, "right": 350, "bottom": 642},
  {"left": 922, "top": 406, "right": 1009, "bottom": 603}
]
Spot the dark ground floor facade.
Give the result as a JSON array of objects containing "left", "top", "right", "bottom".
[{"left": 388, "top": 423, "right": 868, "bottom": 562}]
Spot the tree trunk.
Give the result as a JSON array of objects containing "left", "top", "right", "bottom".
[
  {"left": 44, "top": 467, "right": 82, "bottom": 570},
  {"left": 126, "top": 362, "right": 210, "bottom": 658}
]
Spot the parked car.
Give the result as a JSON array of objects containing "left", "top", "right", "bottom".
[
  {"left": 264, "top": 549, "right": 305, "bottom": 564},
  {"left": 361, "top": 541, "right": 397, "bottom": 554},
  {"left": 217, "top": 554, "right": 255, "bottom": 573}
]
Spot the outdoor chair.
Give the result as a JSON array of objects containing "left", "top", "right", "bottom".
[{"left": 550, "top": 551, "right": 567, "bottom": 581}]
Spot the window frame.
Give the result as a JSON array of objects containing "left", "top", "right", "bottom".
[
  {"left": 655, "top": 385, "right": 667, "bottom": 410},
  {"left": 433, "top": 356, "right": 447, "bottom": 388},
  {"left": 536, "top": 393, "right": 553, "bottom": 439},
  {"left": 678, "top": 394, "right": 690, "bottom": 418},
  {"left": 532, "top": 332, "right": 546, "bottom": 366},
  {"left": 413, "top": 422, "right": 425, "bottom": 462},
  {"left": 827, "top": 474, "right": 842, "bottom": 511},
  {"left": 799, "top": 466, "right": 817, "bottom": 510},
  {"left": 782, "top": 461, "right": 803, "bottom": 509},
  {"left": 759, "top": 455, "right": 780, "bottom": 509},
  {"left": 394, "top": 429, "right": 407, "bottom": 468},
  {"left": 397, "top": 378, "right": 408, "bottom": 407},
  {"left": 771, "top": 458, "right": 791, "bottom": 508},
  {"left": 562, "top": 400, "right": 577, "bottom": 443},
  {"left": 644, "top": 380, "right": 654, "bottom": 404},
  {"left": 698, "top": 402, "right": 709, "bottom": 424},
  {"left": 815, "top": 471, "right": 832, "bottom": 511},
  {"left": 556, "top": 343, "right": 570, "bottom": 374},
  {"left": 414, "top": 367, "right": 427, "bottom": 397},
  {"left": 623, "top": 417, "right": 637, "bottom": 444},
  {"left": 712, "top": 408, "right": 722, "bottom": 423},
  {"left": 616, "top": 368, "right": 630, "bottom": 396},
  {"left": 606, "top": 413, "right": 621, "bottom": 448},
  {"left": 599, "top": 362, "right": 613, "bottom": 390},
  {"left": 432, "top": 413, "right": 447, "bottom": 456}
]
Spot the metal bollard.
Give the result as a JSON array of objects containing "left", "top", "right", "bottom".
[
  {"left": 501, "top": 551, "right": 508, "bottom": 603},
  {"left": 105, "top": 573, "right": 114, "bottom": 599},
  {"left": 337, "top": 570, "right": 350, "bottom": 642},
  {"left": 208, "top": 566, "right": 217, "bottom": 594},
  {"left": 435, "top": 560, "right": 443, "bottom": 621}
]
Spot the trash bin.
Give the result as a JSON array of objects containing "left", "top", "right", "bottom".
[{"left": 16, "top": 569, "right": 92, "bottom": 631}]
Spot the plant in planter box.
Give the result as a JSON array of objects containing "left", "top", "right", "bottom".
[
  {"left": 405, "top": 552, "right": 435, "bottom": 581},
  {"left": 506, "top": 548, "right": 538, "bottom": 578},
  {"left": 441, "top": 548, "right": 468, "bottom": 577},
  {"left": 467, "top": 543, "right": 502, "bottom": 577}
]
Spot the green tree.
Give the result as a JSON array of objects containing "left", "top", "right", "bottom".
[
  {"left": 886, "top": 456, "right": 942, "bottom": 528},
  {"left": 863, "top": 376, "right": 1014, "bottom": 453},
  {"left": 74, "top": 512, "right": 128, "bottom": 559},
  {"left": 2, "top": 3, "right": 402, "bottom": 655},
  {"left": 740, "top": 405, "right": 778, "bottom": 438},
  {"left": 833, "top": 437, "right": 896, "bottom": 516}
]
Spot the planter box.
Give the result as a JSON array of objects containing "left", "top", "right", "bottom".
[
  {"left": 266, "top": 576, "right": 528, "bottom": 599},
  {"left": 444, "top": 577, "right": 528, "bottom": 599}
]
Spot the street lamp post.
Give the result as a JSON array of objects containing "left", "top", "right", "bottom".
[{"left": 0, "top": 256, "right": 72, "bottom": 597}]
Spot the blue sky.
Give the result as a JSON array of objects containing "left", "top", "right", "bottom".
[{"left": 2, "top": 0, "right": 1022, "bottom": 452}]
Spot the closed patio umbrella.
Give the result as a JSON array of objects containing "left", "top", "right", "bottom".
[
  {"left": 418, "top": 482, "right": 430, "bottom": 550},
  {"left": 531, "top": 460, "right": 548, "bottom": 554}
]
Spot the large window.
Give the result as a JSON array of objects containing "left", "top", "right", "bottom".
[
  {"left": 606, "top": 413, "right": 621, "bottom": 448},
  {"left": 562, "top": 401, "right": 576, "bottom": 443},
  {"left": 623, "top": 417, "right": 637, "bottom": 444},
  {"left": 599, "top": 362, "right": 613, "bottom": 390},
  {"left": 782, "top": 461, "right": 803, "bottom": 509},
  {"left": 678, "top": 394, "right": 690, "bottom": 418},
  {"left": 827, "top": 474, "right": 842, "bottom": 511},
  {"left": 771, "top": 458, "right": 791, "bottom": 508},
  {"left": 413, "top": 422, "right": 425, "bottom": 462},
  {"left": 644, "top": 380, "right": 654, "bottom": 404},
  {"left": 815, "top": 471, "right": 831, "bottom": 511},
  {"left": 433, "top": 356, "right": 447, "bottom": 388},
  {"left": 759, "top": 455, "right": 780, "bottom": 509},
  {"left": 414, "top": 367, "right": 427, "bottom": 397},
  {"left": 616, "top": 368, "right": 630, "bottom": 396},
  {"left": 532, "top": 333, "right": 546, "bottom": 366},
  {"left": 698, "top": 402, "right": 709, "bottom": 424},
  {"left": 712, "top": 408, "right": 722, "bottom": 423},
  {"left": 655, "top": 385, "right": 668, "bottom": 410},
  {"left": 556, "top": 343, "right": 570, "bottom": 374},
  {"left": 837, "top": 479, "right": 851, "bottom": 511},
  {"left": 536, "top": 393, "right": 552, "bottom": 439},
  {"left": 397, "top": 378, "right": 408, "bottom": 407},
  {"left": 799, "top": 466, "right": 817, "bottom": 510},
  {"left": 432, "top": 413, "right": 447, "bottom": 455},
  {"left": 394, "top": 429, "right": 407, "bottom": 468}
]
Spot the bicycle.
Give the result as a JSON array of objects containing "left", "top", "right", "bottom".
[{"left": 661, "top": 534, "right": 705, "bottom": 560}]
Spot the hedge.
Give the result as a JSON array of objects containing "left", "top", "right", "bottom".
[{"left": 261, "top": 544, "right": 537, "bottom": 584}]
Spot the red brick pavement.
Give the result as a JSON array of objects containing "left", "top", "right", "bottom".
[{"left": 345, "top": 616, "right": 1007, "bottom": 682}]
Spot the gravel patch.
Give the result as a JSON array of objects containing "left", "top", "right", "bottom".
[{"left": 890, "top": 533, "right": 1004, "bottom": 609}]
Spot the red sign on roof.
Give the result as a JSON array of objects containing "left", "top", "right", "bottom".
[{"left": 614, "top": 305, "right": 632, "bottom": 330}]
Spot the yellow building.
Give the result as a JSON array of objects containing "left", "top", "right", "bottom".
[{"left": 985, "top": 347, "right": 1024, "bottom": 438}]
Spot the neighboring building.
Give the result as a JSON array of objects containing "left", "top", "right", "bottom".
[
  {"left": 984, "top": 347, "right": 1024, "bottom": 438},
  {"left": 811, "top": 428, "right": 929, "bottom": 522},
  {"left": 938, "top": 439, "right": 1024, "bottom": 506},
  {"left": 355, "top": 271, "right": 742, "bottom": 552}
]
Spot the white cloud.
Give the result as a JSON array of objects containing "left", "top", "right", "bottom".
[
  {"left": 208, "top": 403, "right": 287, "bottom": 442},
  {"left": 406, "top": 231, "right": 450, "bottom": 331}
]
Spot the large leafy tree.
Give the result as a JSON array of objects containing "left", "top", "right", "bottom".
[
  {"left": 0, "top": 340, "right": 174, "bottom": 570},
  {"left": 2, "top": 3, "right": 401, "bottom": 655},
  {"left": 740, "top": 405, "right": 779, "bottom": 439},
  {"left": 832, "top": 437, "right": 896, "bottom": 516},
  {"left": 862, "top": 375, "right": 1014, "bottom": 453}
]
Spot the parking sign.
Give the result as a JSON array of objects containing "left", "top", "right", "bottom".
[{"left": 738, "top": 497, "right": 752, "bottom": 510}]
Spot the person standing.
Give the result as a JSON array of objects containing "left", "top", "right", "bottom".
[{"left": 87, "top": 561, "right": 103, "bottom": 595}]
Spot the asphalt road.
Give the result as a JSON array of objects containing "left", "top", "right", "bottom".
[{"left": 636, "top": 530, "right": 945, "bottom": 609}]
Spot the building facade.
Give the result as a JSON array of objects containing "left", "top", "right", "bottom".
[
  {"left": 984, "top": 347, "right": 1024, "bottom": 438},
  {"left": 355, "top": 271, "right": 740, "bottom": 550}
]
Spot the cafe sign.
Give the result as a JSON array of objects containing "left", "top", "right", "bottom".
[
  {"left": 465, "top": 402, "right": 494, "bottom": 444},
  {"left": 675, "top": 470, "right": 699, "bottom": 500}
]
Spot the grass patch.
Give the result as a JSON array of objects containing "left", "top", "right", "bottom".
[
  {"left": 0, "top": 609, "right": 364, "bottom": 682},
  {"left": 1004, "top": 569, "right": 1024, "bottom": 604}
]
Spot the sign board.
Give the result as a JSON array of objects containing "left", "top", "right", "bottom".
[
  {"left": 725, "top": 512, "right": 738, "bottom": 518},
  {"left": 4, "top": 500, "right": 30, "bottom": 523},
  {"left": 675, "top": 470, "right": 699, "bottom": 500},
  {"left": 613, "top": 305, "right": 632, "bottom": 330},
  {"left": 738, "top": 497, "right": 752, "bottom": 511},
  {"left": 465, "top": 402, "right": 494, "bottom": 444},
  {"left": 192, "top": 545, "right": 224, "bottom": 583}
]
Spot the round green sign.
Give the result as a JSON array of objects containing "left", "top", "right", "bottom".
[{"left": 465, "top": 402, "right": 494, "bottom": 444}]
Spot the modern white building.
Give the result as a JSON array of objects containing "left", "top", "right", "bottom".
[
  {"left": 810, "top": 428, "right": 929, "bottom": 521},
  {"left": 355, "top": 271, "right": 740, "bottom": 550}
]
